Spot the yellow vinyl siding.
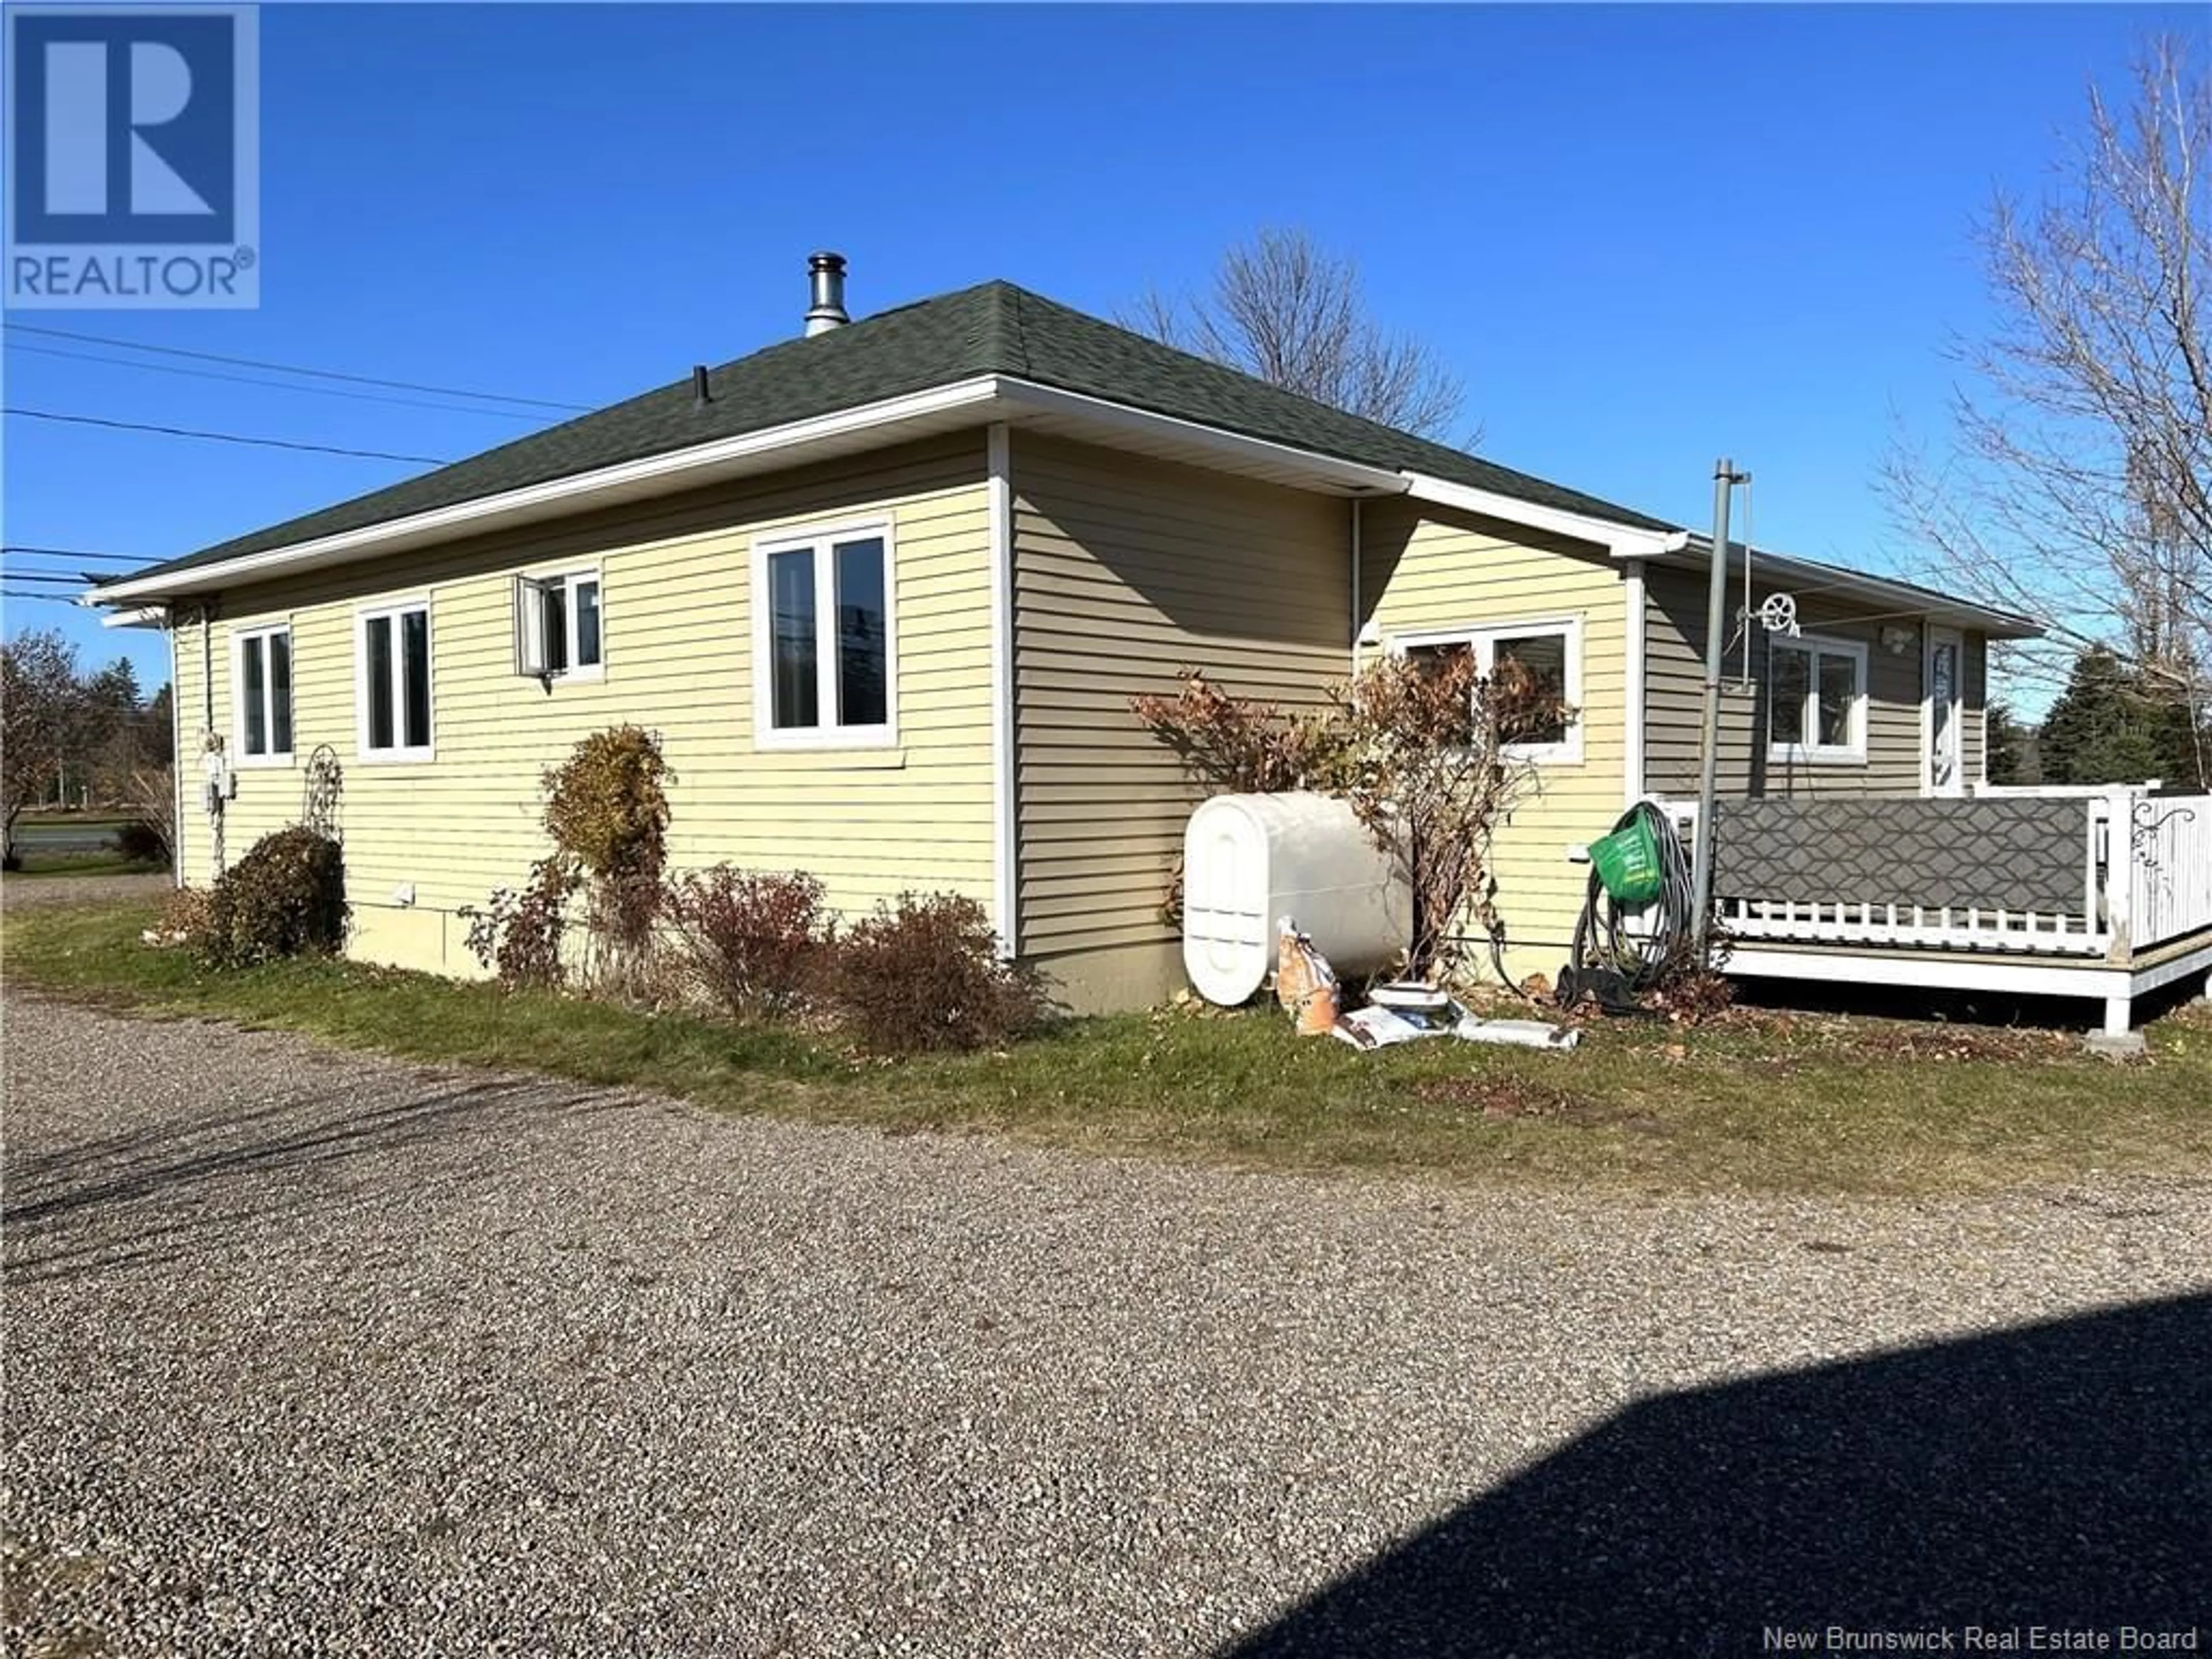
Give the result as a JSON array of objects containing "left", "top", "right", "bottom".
[
  {"left": 172, "top": 437, "right": 993, "bottom": 974},
  {"left": 1359, "top": 497, "right": 1629, "bottom": 984},
  {"left": 1010, "top": 433, "right": 1350, "bottom": 1011}
]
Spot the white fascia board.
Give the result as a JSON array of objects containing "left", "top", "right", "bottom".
[
  {"left": 99, "top": 604, "right": 168, "bottom": 628},
  {"left": 91, "top": 376, "right": 1007, "bottom": 603},
  {"left": 1400, "top": 471, "right": 1691, "bottom": 558},
  {"left": 92, "top": 373, "right": 1417, "bottom": 605},
  {"left": 994, "top": 376, "right": 1411, "bottom": 495}
]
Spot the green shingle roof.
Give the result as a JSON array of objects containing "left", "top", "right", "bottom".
[{"left": 111, "top": 280, "right": 1678, "bottom": 586}]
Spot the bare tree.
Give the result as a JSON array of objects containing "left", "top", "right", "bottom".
[
  {"left": 1, "top": 629, "right": 81, "bottom": 868},
  {"left": 1126, "top": 228, "right": 1474, "bottom": 442},
  {"left": 1883, "top": 33, "right": 2210, "bottom": 750}
]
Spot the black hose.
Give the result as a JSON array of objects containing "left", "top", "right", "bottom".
[{"left": 1561, "top": 801, "right": 1698, "bottom": 1012}]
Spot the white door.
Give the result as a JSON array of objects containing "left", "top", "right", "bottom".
[{"left": 1925, "top": 627, "right": 1964, "bottom": 795}]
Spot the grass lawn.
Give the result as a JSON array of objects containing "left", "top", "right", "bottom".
[{"left": 5, "top": 893, "right": 2208, "bottom": 1197}]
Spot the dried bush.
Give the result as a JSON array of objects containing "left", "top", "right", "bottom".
[
  {"left": 1129, "top": 670, "right": 1346, "bottom": 794},
  {"left": 661, "top": 866, "right": 827, "bottom": 1018},
  {"left": 1132, "top": 653, "right": 1573, "bottom": 979},
  {"left": 540, "top": 726, "right": 671, "bottom": 994},
  {"left": 1334, "top": 648, "right": 1573, "bottom": 979},
  {"left": 199, "top": 827, "right": 347, "bottom": 968},
  {"left": 460, "top": 854, "right": 581, "bottom": 991},
  {"left": 824, "top": 892, "right": 1052, "bottom": 1054}
]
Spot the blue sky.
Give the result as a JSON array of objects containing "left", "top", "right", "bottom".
[{"left": 4, "top": 2, "right": 2199, "bottom": 694}]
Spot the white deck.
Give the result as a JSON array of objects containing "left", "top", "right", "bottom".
[{"left": 1668, "top": 787, "right": 2212, "bottom": 1033}]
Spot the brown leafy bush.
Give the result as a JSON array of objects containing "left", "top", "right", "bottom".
[
  {"left": 824, "top": 892, "right": 1052, "bottom": 1054},
  {"left": 145, "top": 884, "right": 212, "bottom": 948},
  {"left": 461, "top": 855, "right": 581, "bottom": 991},
  {"left": 662, "top": 866, "right": 827, "bottom": 1018},
  {"left": 1129, "top": 670, "right": 1345, "bottom": 794},
  {"left": 1131, "top": 654, "right": 1574, "bottom": 980},
  {"left": 199, "top": 827, "right": 347, "bottom": 967}
]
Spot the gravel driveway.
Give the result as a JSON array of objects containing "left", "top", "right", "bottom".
[
  {"left": 0, "top": 872, "right": 172, "bottom": 911},
  {"left": 5, "top": 991, "right": 2207, "bottom": 1657}
]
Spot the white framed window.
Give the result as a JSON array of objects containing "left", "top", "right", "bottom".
[
  {"left": 514, "top": 568, "right": 603, "bottom": 682},
  {"left": 1391, "top": 615, "right": 1585, "bottom": 764},
  {"left": 355, "top": 598, "right": 434, "bottom": 763},
  {"left": 751, "top": 520, "right": 896, "bottom": 750},
  {"left": 1768, "top": 634, "right": 1868, "bottom": 765},
  {"left": 231, "top": 623, "right": 294, "bottom": 766}
]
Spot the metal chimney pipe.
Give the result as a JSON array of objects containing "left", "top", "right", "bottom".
[{"left": 804, "top": 252, "right": 849, "bottom": 336}]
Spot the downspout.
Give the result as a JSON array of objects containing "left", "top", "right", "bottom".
[{"left": 986, "top": 422, "right": 1018, "bottom": 959}]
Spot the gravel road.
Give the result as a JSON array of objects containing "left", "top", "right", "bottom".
[{"left": 5, "top": 991, "right": 2207, "bottom": 1657}]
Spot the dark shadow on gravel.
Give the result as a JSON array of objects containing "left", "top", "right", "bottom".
[
  {"left": 3, "top": 1075, "right": 612, "bottom": 1281},
  {"left": 1223, "top": 1293, "right": 2211, "bottom": 1658}
]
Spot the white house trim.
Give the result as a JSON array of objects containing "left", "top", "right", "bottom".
[
  {"left": 986, "top": 422, "right": 1018, "bottom": 959},
  {"left": 353, "top": 595, "right": 437, "bottom": 765},
  {"left": 92, "top": 378, "right": 1007, "bottom": 604},
  {"left": 229, "top": 619, "right": 296, "bottom": 770},
  {"left": 1403, "top": 473, "right": 1690, "bottom": 559},
  {"left": 1622, "top": 558, "right": 1647, "bottom": 806},
  {"left": 1767, "top": 631, "right": 1870, "bottom": 767},
  {"left": 749, "top": 517, "right": 900, "bottom": 753},
  {"left": 1921, "top": 623, "right": 1964, "bottom": 798},
  {"left": 994, "top": 377, "right": 1409, "bottom": 496},
  {"left": 1386, "top": 613, "right": 1589, "bottom": 767}
]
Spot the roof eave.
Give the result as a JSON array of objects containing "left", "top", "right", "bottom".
[
  {"left": 91, "top": 374, "right": 1421, "bottom": 607},
  {"left": 1640, "top": 542, "right": 2044, "bottom": 641},
  {"left": 90, "top": 376, "right": 1010, "bottom": 604},
  {"left": 1402, "top": 472, "right": 1689, "bottom": 558}
]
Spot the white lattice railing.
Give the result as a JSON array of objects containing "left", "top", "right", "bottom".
[
  {"left": 1666, "top": 787, "right": 2212, "bottom": 964},
  {"left": 1714, "top": 896, "right": 2109, "bottom": 956}
]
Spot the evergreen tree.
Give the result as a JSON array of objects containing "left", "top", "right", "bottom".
[
  {"left": 1984, "top": 700, "right": 2033, "bottom": 785},
  {"left": 2039, "top": 648, "right": 2206, "bottom": 787}
]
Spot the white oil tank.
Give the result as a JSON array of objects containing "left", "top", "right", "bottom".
[{"left": 1182, "top": 791, "right": 1410, "bottom": 1006}]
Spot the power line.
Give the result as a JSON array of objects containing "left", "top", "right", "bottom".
[
  {"left": 1, "top": 589, "right": 82, "bottom": 603},
  {"left": 5, "top": 407, "right": 450, "bottom": 465},
  {"left": 1, "top": 546, "right": 150, "bottom": 565},
  {"left": 6, "top": 340, "right": 554, "bottom": 424},
  {"left": 3, "top": 321, "right": 590, "bottom": 412},
  {"left": 0, "top": 571, "right": 94, "bottom": 584}
]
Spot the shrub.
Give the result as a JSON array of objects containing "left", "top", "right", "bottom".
[
  {"left": 661, "top": 866, "right": 827, "bottom": 1018},
  {"left": 540, "top": 726, "right": 671, "bottom": 994},
  {"left": 114, "top": 817, "right": 169, "bottom": 865},
  {"left": 199, "top": 827, "right": 347, "bottom": 967},
  {"left": 824, "top": 892, "right": 1051, "bottom": 1054},
  {"left": 460, "top": 854, "right": 582, "bottom": 991}
]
